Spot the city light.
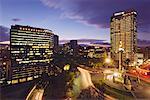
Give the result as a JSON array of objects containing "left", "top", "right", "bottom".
[
  {"left": 113, "top": 72, "right": 119, "bottom": 77},
  {"left": 64, "top": 64, "right": 70, "bottom": 71},
  {"left": 3, "top": 62, "right": 6, "bottom": 65},
  {"left": 105, "top": 58, "right": 111, "bottom": 64},
  {"left": 1, "top": 1, "right": 150, "bottom": 99}
]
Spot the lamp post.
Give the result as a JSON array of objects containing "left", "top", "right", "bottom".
[
  {"left": 105, "top": 57, "right": 112, "bottom": 68},
  {"left": 118, "top": 41, "right": 124, "bottom": 71},
  {"left": 105, "top": 58, "right": 111, "bottom": 64}
]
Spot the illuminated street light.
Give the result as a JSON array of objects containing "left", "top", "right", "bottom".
[
  {"left": 3, "top": 62, "right": 6, "bottom": 65},
  {"left": 119, "top": 41, "right": 124, "bottom": 71},
  {"left": 113, "top": 72, "right": 119, "bottom": 77},
  {"left": 105, "top": 58, "right": 111, "bottom": 64}
]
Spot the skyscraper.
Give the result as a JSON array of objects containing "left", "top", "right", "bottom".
[
  {"left": 70, "top": 40, "right": 78, "bottom": 49},
  {"left": 53, "top": 35, "right": 59, "bottom": 53},
  {"left": 10, "top": 25, "right": 54, "bottom": 81},
  {"left": 70, "top": 40, "right": 78, "bottom": 55},
  {"left": 110, "top": 10, "right": 137, "bottom": 67}
]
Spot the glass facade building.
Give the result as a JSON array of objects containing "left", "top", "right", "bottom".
[
  {"left": 10, "top": 25, "right": 54, "bottom": 79},
  {"left": 110, "top": 10, "right": 137, "bottom": 66}
]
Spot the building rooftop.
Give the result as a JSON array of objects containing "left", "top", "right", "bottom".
[
  {"left": 111, "top": 10, "right": 137, "bottom": 20},
  {"left": 11, "top": 24, "right": 53, "bottom": 33}
]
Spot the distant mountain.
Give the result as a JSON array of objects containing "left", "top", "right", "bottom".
[
  {"left": 59, "top": 39, "right": 106, "bottom": 44},
  {"left": 60, "top": 39, "right": 150, "bottom": 47},
  {"left": 137, "top": 39, "right": 150, "bottom": 47}
]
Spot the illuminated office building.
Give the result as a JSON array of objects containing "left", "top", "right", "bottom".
[
  {"left": 10, "top": 25, "right": 54, "bottom": 80},
  {"left": 110, "top": 10, "right": 137, "bottom": 66}
]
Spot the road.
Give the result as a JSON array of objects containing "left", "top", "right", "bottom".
[
  {"left": 125, "top": 70, "right": 150, "bottom": 83},
  {"left": 78, "top": 65, "right": 150, "bottom": 99},
  {"left": 76, "top": 66, "right": 115, "bottom": 99},
  {"left": 26, "top": 73, "right": 68, "bottom": 99},
  {"left": 26, "top": 80, "right": 48, "bottom": 100},
  {"left": 3, "top": 65, "right": 150, "bottom": 99},
  {"left": 32, "top": 89, "right": 44, "bottom": 100},
  {"left": 127, "top": 75, "right": 150, "bottom": 99}
]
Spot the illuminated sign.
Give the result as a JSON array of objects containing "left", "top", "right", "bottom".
[{"left": 114, "top": 12, "right": 124, "bottom": 16}]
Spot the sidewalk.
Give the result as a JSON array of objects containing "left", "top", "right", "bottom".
[
  {"left": 104, "top": 79, "right": 150, "bottom": 99},
  {"left": 125, "top": 73, "right": 150, "bottom": 83}
]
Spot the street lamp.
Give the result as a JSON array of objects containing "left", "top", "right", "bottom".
[
  {"left": 104, "top": 58, "right": 112, "bottom": 68},
  {"left": 118, "top": 41, "right": 124, "bottom": 72},
  {"left": 105, "top": 58, "right": 111, "bottom": 64},
  {"left": 3, "top": 62, "right": 6, "bottom": 65}
]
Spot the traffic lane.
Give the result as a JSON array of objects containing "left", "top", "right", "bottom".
[
  {"left": 128, "top": 76, "right": 150, "bottom": 99},
  {"left": 31, "top": 89, "right": 44, "bottom": 100},
  {"left": 125, "top": 72, "right": 150, "bottom": 83},
  {"left": 131, "top": 86, "right": 150, "bottom": 99},
  {"left": 26, "top": 79, "right": 49, "bottom": 100}
]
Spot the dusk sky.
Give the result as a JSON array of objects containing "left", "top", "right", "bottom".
[{"left": 1, "top": 0, "right": 150, "bottom": 42}]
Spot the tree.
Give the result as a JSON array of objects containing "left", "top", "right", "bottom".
[{"left": 124, "top": 58, "right": 130, "bottom": 70}]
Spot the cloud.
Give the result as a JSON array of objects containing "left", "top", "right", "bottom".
[
  {"left": 12, "top": 18, "right": 22, "bottom": 22},
  {"left": 41, "top": 0, "right": 150, "bottom": 33},
  {"left": 0, "top": 26, "right": 10, "bottom": 42}
]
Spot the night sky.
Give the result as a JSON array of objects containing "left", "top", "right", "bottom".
[{"left": 0, "top": 0, "right": 150, "bottom": 42}]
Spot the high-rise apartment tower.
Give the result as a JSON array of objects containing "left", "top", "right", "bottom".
[{"left": 110, "top": 10, "right": 137, "bottom": 66}]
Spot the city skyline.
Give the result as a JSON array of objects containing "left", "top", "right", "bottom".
[
  {"left": 0, "top": 1, "right": 150, "bottom": 99},
  {"left": 1, "top": 0, "right": 150, "bottom": 42}
]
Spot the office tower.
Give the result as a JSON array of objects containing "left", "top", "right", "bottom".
[
  {"left": 110, "top": 10, "right": 137, "bottom": 67},
  {"left": 70, "top": 40, "right": 78, "bottom": 55},
  {"left": 70, "top": 40, "right": 78, "bottom": 49},
  {"left": 10, "top": 25, "right": 54, "bottom": 81},
  {"left": 53, "top": 35, "right": 59, "bottom": 53}
]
